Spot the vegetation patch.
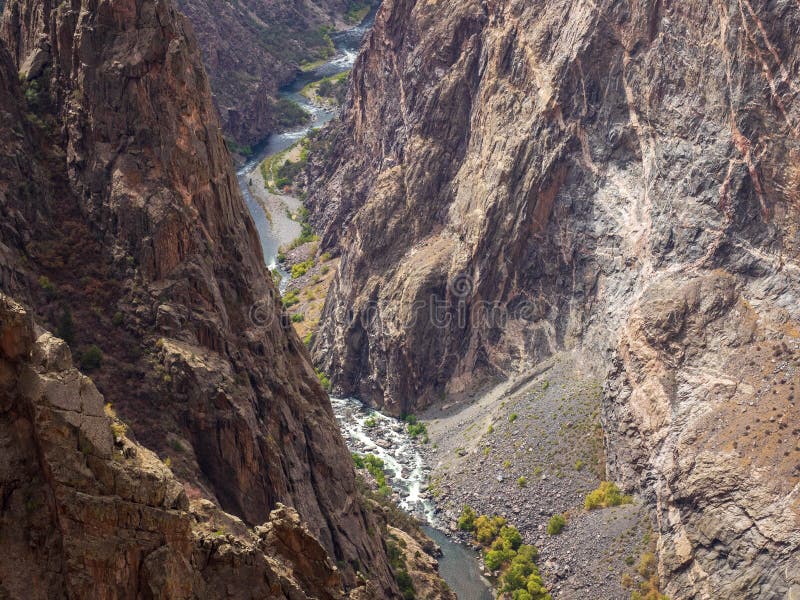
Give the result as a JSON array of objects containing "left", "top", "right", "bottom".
[
  {"left": 352, "top": 453, "right": 392, "bottom": 497},
  {"left": 224, "top": 137, "right": 253, "bottom": 157},
  {"left": 546, "top": 514, "right": 566, "bottom": 535},
  {"left": 300, "top": 70, "right": 349, "bottom": 106},
  {"left": 345, "top": 1, "right": 372, "bottom": 24},
  {"left": 403, "top": 414, "right": 428, "bottom": 442},
  {"left": 291, "top": 257, "right": 315, "bottom": 279},
  {"left": 457, "top": 506, "right": 551, "bottom": 599},
  {"left": 80, "top": 344, "right": 103, "bottom": 371},
  {"left": 584, "top": 481, "right": 633, "bottom": 510},
  {"left": 315, "top": 368, "right": 331, "bottom": 391},
  {"left": 282, "top": 290, "right": 300, "bottom": 308}
]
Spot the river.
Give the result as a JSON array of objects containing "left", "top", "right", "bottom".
[
  {"left": 236, "top": 20, "right": 368, "bottom": 270},
  {"left": 234, "top": 15, "right": 493, "bottom": 600},
  {"left": 331, "top": 397, "right": 493, "bottom": 600}
]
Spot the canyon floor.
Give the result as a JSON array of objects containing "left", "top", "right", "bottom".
[{"left": 421, "top": 352, "right": 656, "bottom": 598}]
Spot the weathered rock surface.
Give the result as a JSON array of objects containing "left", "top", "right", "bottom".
[
  {"left": 307, "top": 0, "right": 800, "bottom": 597},
  {"left": 0, "top": 294, "right": 365, "bottom": 599},
  {"left": 0, "top": 0, "right": 397, "bottom": 594}
]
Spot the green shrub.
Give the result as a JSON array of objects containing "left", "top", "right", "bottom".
[
  {"left": 364, "top": 416, "right": 378, "bottom": 428},
  {"left": 315, "top": 368, "right": 331, "bottom": 391},
  {"left": 631, "top": 552, "right": 669, "bottom": 600},
  {"left": 282, "top": 290, "right": 299, "bottom": 308},
  {"left": 547, "top": 514, "right": 566, "bottom": 535},
  {"left": 465, "top": 509, "right": 550, "bottom": 599},
  {"left": 407, "top": 421, "right": 427, "bottom": 438},
  {"left": 291, "top": 312, "right": 305, "bottom": 322},
  {"left": 485, "top": 548, "right": 514, "bottom": 571},
  {"left": 475, "top": 515, "right": 506, "bottom": 545},
  {"left": 353, "top": 453, "right": 392, "bottom": 497},
  {"left": 500, "top": 525, "right": 522, "bottom": 550},
  {"left": 291, "top": 258, "right": 315, "bottom": 279},
  {"left": 458, "top": 505, "right": 477, "bottom": 531},
  {"left": 395, "top": 569, "right": 415, "bottom": 600},
  {"left": 584, "top": 481, "right": 633, "bottom": 510},
  {"left": 80, "top": 345, "right": 103, "bottom": 371},
  {"left": 509, "top": 413, "right": 518, "bottom": 422},
  {"left": 274, "top": 98, "right": 310, "bottom": 128},
  {"left": 320, "top": 252, "right": 332, "bottom": 262},
  {"left": 518, "top": 476, "right": 527, "bottom": 488}
]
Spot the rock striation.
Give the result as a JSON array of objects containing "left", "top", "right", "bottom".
[
  {"left": 306, "top": 0, "right": 800, "bottom": 597},
  {"left": 0, "top": 0, "right": 397, "bottom": 594}
]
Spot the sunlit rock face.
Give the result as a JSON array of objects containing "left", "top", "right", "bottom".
[{"left": 307, "top": 0, "right": 800, "bottom": 596}]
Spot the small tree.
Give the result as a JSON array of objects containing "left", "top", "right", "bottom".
[
  {"left": 80, "top": 344, "right": 103, "bottom": 371},
  {"left": 458, "top": 505, "right": 477, "bottom": 531},
  {"left": 546, "top": 514, "right": 566, "bottom": 535}
]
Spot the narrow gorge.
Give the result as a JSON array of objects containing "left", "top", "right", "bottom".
[{"left": 1, "top": 0, "right": 799, "bottom": 598}]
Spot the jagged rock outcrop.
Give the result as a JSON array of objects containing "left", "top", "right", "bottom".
[
  {"left": 604, "top": 272, "right": 800, "bottom": 598},
  {"left": 0, "top": 294, "right": 368, "bottom": 598},
  {"left": 307, "top": 0, "right": 800, "bottom": 597},
  {"left": 0, "top": 0, "right": 397, "bottom": 594}
]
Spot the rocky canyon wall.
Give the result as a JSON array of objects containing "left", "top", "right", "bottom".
[
  {"left": 0, "top": 0, "right": 396, "bottom": 594},
  {"left": 307, "top": 0, "right": 800, "bottom": 597}
]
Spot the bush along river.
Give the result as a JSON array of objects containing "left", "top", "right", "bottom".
[{"left": 234, "top": 14, "right": 493, "bottom": 600}]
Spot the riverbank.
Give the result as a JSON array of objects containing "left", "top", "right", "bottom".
[
  {"left": 420, "top": 351, "right": 655, "bottom": 598},
  {"left": 331, "top": 398, "right": 494, "bottom": 599},
  {"left": 246, "top": 179, "right": 301, "bottom": 264}
]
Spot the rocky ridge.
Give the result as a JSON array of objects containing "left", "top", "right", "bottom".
[
  {"left": 0, "top": 0, "right": 397, "bottom": 594},
  {"left": 0, "top": 294, "right": 369, "bottom": 599},
  {"left": 306, "top": 0, "right": 800, "bottom": 597}
]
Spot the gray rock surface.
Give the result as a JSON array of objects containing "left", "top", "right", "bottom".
[{"left": 306, "top": 0, "right": 800, "bottom": 596}]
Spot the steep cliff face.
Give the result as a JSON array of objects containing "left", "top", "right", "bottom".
[
  {"left": 0, "top": 294, "right": 365, "bottom": 599},
  {"left": 0, "top": 0, "right": 396, "bottom": 594},
  {"left": 176, "top": 0, "right": 374, "bottom": 147},
  {"left": 307, "top": 0, "right": 800, "bottom": 597}
]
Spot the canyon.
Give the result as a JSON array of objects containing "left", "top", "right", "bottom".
[
  {"left": 0, "top": 0, "right": 401, "bottom": 595},
  {"left": 1, "top": 0, "right": 799, "bottom": 596},
  {"left": 176, "top": 0, "right": 377, "bottom": 148},
  {"left": 301, "top": 0, "right": 800, "bottom": 597}
]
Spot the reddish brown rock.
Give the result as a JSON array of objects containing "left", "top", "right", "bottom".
[
  {"left": 0, "top": 294, "right": 368, "bottom": 598},
  {"left": 0, "top": 0, "right": 397, "bottom": 594}
]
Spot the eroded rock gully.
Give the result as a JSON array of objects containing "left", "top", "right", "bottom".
[
  {"left": 0, "top": 0, "right": 397, "bottom": 594},
  {"left": 306, "top": 0, "right": 800, "bottom": 597}
]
